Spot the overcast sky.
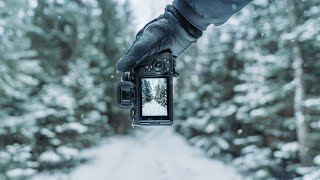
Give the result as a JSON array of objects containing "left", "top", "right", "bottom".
[{"left": 128, "top": 0, "right": 172, "bottom": 31}]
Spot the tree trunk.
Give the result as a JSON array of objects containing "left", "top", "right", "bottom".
[
  {"left": 292, "top": 46, "right": 312, "bottom": 166},
  {"left": 287, "top": 0, "right": 312, "bottom": 166},
  {"left": 97, "top": 0, "right": 131, "bottom": 133}
]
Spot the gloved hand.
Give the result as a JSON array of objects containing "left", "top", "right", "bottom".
[{"left": 116, "top": 5, "right": 203, "bottom": 72}]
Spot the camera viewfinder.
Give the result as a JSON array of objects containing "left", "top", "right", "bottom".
[{"left": 121, "top": 89, "right": 131, "bottom": 101}]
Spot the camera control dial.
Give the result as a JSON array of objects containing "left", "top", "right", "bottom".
[{"left": 153, "top": 59, "right": 165, "bottom": 72}]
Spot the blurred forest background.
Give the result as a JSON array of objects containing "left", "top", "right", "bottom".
[{"left": 0, "top": 0, "right": 320, "bottom": 179}]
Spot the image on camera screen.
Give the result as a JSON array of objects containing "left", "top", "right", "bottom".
[{"left": 141, "top": 78, "right": 168, "bottom": 116}]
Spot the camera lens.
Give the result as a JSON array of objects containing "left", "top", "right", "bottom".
[{"left": 153, "top": 60, "right": 165, "bottom": 72}]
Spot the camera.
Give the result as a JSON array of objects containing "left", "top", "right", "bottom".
[{"left": 117, "top": 52, "right": 178, "bottom": 126}]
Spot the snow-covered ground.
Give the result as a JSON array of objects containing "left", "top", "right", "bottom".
[
  {"left": 32, "top": 127, "right": 242, "bottom": 180},
  {"left": 142, "top": 100, "right": 167, "bottom": 116}
]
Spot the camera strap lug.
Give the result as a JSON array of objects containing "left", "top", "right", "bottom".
[{"left": 173, "top": 56, "right": 179, "bottom": 77}]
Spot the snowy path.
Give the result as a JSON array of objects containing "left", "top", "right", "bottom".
[
  {"left": 142, "top": 100, "right": 167, "bottom": 116},
  {"left": 33, "top": 127, "right": 242, "bottom": 180}
]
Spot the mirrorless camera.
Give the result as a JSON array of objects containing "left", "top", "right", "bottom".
[{"left": 117, "top": 52, "right": 178, "bottom": 126}]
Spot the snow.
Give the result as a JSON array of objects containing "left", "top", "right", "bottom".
[
  {"left": 304, "top": 98, "right": 320, "bottom": 108},
  {"left": 42, "top": 85, "right": 75, "bottom": 111},
  {"left": 40, "top": 128, "right": 55, "bottom": 138},
  {"left": 56, "top": 146, "right": 79, "bottom": 161},
  {"left": 253, "top": 0, "right": 269, "bottom": 8},
  {"left": 250, "top": 108, "right": 267, "bottom": 118},
  {"left": 304, "top": 170, "right": 320, "bottom": 180},
  {"left": 142, "top": 100, "right": 167, "bottom": 116},
  {"left": 314, "top": 155, "right": 320, "bottom": 166},
  {"left": 55, "top": 122, "right": 88, "bottom": 134},
  {"left": 7, "top": 168, "right": 37, "bottom": 179},
  {"left": 211, "top": 104, "right": 237, "bottom": 117},
  {"left": 204, "top": 123, "right": 216, "bottom": 134},
  {"left": 1, "top": 108, "right": 56, "bottom": 128},
  {"left": 220, "top": 32, "right": 232, "bottom": 43},
  {"left": 128, "top": 0, "right": 171, "bottom": 31},
  {"left": 38, "top": 151, "right": 61, "bottom": 164},
  {"left": 280, "top": 142, "right": 299, "bottom": 153},
  {"left": 273, "top": 141, "right": 299, "bottom": 159},
  {"left": 32, "top": 127, "right": 242, "bottom": 180}
]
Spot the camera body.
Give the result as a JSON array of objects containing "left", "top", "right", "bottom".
[{"left": 117, "top": 52, "right": 177, "bottom": 126}]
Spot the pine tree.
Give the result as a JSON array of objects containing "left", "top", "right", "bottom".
[
  {"left": 25, "top": 0, "right": 106, "bottom": 170},
  {"left": 175, "top": 0, "right": 320, "bottom": 178},
  {"left": 0, "top": 1, "right": 43, "bottom": 178},
  {"left": 233, "top": 0, "right": 320, "bottom": 176},
  {"left": 286, "top": 0, "right": 312, "bottom": 166},
  {"left": 142, "top": 79, "right": 147, "bottom": 104},
  {"left": 159, "top": 82, "right": 167, "bottom": 106},
  {"left": 175, "top": 22, "right": 245, "bottom": 159},
  {"left": 142, "top": 79, "right": 153, "bottom": 103},
  {"left": 145, "top": 80, "right": 153, "bottom": 102},
  {"left": 0, "top": 0, "right": 133, "bottom": 177},
  {"left": 154, "top": 80, "right": 166, "bottom": 106},
  {"left": 226, "top": 1, "right": 301, "bottom": 177},
  {"left": 96, "top": 0, "right": 133, "bottom": 132},
  {"left": 154, "top": 82, "right": 161, "bottom": 103}
]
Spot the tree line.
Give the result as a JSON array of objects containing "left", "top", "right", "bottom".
[
  {"left": 0, "top": 0, "right": 132, "bottom": 178},
  {"left": 142, "top": 79, "right": 167, "bottom": 107},
  {"left": 174, "top": 0, "right": 320, "bottom": 179}
]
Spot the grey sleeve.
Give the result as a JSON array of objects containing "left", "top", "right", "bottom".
[{"left": 173, "top": 0, "right": 253, "bottom": 30}]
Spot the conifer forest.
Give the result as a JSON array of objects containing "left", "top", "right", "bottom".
[
  {"left": 142, "top": 78, "right": 167, "bottom": 116},
  {"left": 0, "top": 0, "right": 320, "bottom": 179}
]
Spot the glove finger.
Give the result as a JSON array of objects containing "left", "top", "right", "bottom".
[{"left": 116, "top": 23, "right": 172, "bottom": 72}]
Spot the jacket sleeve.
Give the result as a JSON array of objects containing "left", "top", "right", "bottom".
[{"left": 173, "top": 0, "right": 253, "bottom": 30}]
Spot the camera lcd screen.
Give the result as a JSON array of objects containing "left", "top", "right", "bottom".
[{"left": 141, "top": 78, "right": 168, "bottom": 116}]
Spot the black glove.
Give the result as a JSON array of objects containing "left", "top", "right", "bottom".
[{"left": 116, "top": 5, "right": 203, "bottom": 72}]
